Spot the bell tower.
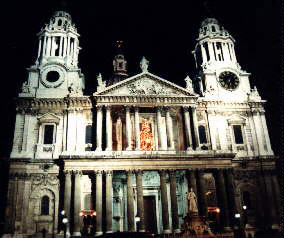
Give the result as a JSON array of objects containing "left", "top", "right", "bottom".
[
  {"left": 20, "top": 11, "right": 85, "bottom": 98},
  {"left": 193, "top": 18, "right": 251, "bottom": 101}
]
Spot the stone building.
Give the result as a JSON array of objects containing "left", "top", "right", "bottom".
[{"left": 3, "top": 11, "right": 280, "bottom": 237}]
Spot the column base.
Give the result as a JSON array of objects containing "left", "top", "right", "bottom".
[
  {"left": 95, "top": 148, "right": 102, "bottom": 152},
  {"left": 223, "top": 226, "right": 232, "bottom": 232},
  {"left": 72, "top": 231, "right": 81, "bottom": 236},
  {"left": 106, "top": 231, "right": 113, "bottom": 234},
  {"left": 173, "top": 228, "right": 181, "bottom": 233},
  {"left": 138, "top": 229, "right": 146, "bottom": 232},
  {"left": 272, "top": 224, "right": 280, "bottom": 230},
  {"left": 126, "top": 147, "right": 132, "bottom": 151},
  {"left": 163, "top": 229, "right": 171, "bottom": 234},
  {"left": 95, "top": 231, "right": 103, "bottom": 236},
  {"left": 168, "top": 147, "right": 175, "bottom": 151},
  {"left": 186, "top": 147, "right": 193, "bottom": 151},
  {"left": 105, "top": 147, "right": 112, "bottom": 151}
]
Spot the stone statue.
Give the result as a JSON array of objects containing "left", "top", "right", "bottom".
[
  {"left": 248, "top": 86, "right": 261, "bottom": 101},
  {"left": 140, "top": 56, "right": 149, "bottom": 72},
  {"left": 188, "top": 188, "right": 198, "bottom": 214},
  {"left": 184, "top": 76, "right": 194, "bottom": 93},
  {"left": 97, "top": 73, "right": 106, "bottom": 91},
  {"left": 22, "top": 81, "right": 29, "bottom": 93}
]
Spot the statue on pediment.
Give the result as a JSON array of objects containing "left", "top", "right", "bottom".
[
  {"left": 97, "top": 73, "right": 106, "bottom": 91},
  {"left": 185, "top": 76, "right": 194, "bottom": 93},
  {"left": 22, "top": 81, "right": 29, "bottom": 93},
  {"left": 140, "top": 56, "right": 149, "bottom": 72}
]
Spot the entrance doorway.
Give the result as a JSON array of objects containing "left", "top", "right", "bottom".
[{"left": 143, "top": 196, "right": 157, "bottom": 233}]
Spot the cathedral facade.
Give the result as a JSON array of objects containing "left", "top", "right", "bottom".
[{"left": 3, "top": 11, "right": 280, "bottom": 237}]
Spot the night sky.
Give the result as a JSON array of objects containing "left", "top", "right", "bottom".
[{"left": 0, "top": 0, "right": 280, "bottom": 157}]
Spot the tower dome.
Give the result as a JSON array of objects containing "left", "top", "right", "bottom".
[
  {"left": 35, "top": 11, "right": 80, "bottom": 68},
  {"left": 198, "top": 18, "right": 231, "bottom": 40}
]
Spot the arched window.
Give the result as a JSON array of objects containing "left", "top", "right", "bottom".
[
  {"left": 198, "top": 125, "right": 207, "bottom": 144},
  {"left": 41, "top": 196, "right": 50, "bottom": 215}
]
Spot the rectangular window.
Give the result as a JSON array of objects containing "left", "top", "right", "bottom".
[
  {"left": 233, "top": 125, "right": 244, "bottom": 144},
  {"left": 43, "top": 125, "right": 54, "bottom": 144},
  {"left": 85, "top": 125, "right": 92, "bottom": 144}
]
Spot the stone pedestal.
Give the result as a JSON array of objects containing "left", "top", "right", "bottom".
[{"left": 183, "top": 214, "right": 212, "bottom": 237}]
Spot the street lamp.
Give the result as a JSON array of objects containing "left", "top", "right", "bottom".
[
  {"left": 135, "top": 215, "right": 141, "bottom": 231},
  {"left": 61, "top": 210, "right": 69, "bottom": 238}
]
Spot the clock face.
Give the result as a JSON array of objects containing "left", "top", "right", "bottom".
[{"left": 219, "top": 71, "right": 240, "bottom": 90}]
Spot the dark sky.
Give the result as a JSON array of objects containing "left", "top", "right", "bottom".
[{"left": 0, "top": 0, "right": 280, "bottom": 156}]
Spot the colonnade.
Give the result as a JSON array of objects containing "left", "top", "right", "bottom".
[
  {"left": 37, "top": 34, "right": 78, "bottom": 65},
  {"left": 63, "top": 168, "right": 236, "bottom": 235},
  {"left": 95, "top": 105, "right": 201, "bottom": 151}
]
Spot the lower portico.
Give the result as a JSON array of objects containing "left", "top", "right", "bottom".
[{"left": 62, "top": 154, "right": 237, "bottom": 235}]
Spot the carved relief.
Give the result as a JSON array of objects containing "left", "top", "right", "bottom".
[{"left": 127, "top": 79, "right": 179, "bottom": 95}]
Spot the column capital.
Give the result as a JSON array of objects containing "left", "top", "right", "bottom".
[
  {"left": 105, "top": 170, "right": 113, "bottom": 176},
  {"left": 125, "top": 105, "right": 131, "bottom": 111},
  {"left": 191, "top": 104, "right": 197, "bottom": 110},
  {"left": 73, "top": 170, "right": 83, "bottom": 176},
  {"left": 105, "top": 105, "right": 112, "bottom": 110},
  {"left": 96, "top": 105, "right": 103, "bottom": 110},
  {"left": 133, "top": 106, "right": 139, "bottom": 112},
  {"left": 64, "top": 170, "right": 72, "bottom": 176},
  {"left": 197, "top": 168, "right": 206, "bottom": 174},
  {"left": 183, "top": 106, "right": 190, "bottom": 112},
  {"left": 134, "top": 169, "right": 144, "bottom": 175},
  {"left": 95, "top": 170, "right": 103, "bottom": 175},
  {"left": 159, "top": 169, "right": 167, "bottom": 177},
  {"left": 156, "top": 106, "right": 163, "bottom": 112},
  {"left": 169, "top": 169, "right": 176, "bottom": 177}
]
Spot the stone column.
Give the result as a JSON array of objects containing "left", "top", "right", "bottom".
[
  {"left": 271, "top": 174, "right": 281, "bottom": 217},
  {"left": 106, "top": 170, "right": 113, "bottom": 233},
  {"left": 63, "top": 36, "right": 67, "bottom": 57},
  {"left": 96, "top": 105, "right": 103, "bottom": 151},
  {"left": 64, "top": 171, "right": 72, "bottom": 236},
  {"left": 191, "top": 105, "right": 200, "bottom": 150},
  {"left": 134, "top": 107, "right": 141, "bottom": 151},
  {"left": 159, "top": 170, "right": 170, "bottom": 233},
  {"left": 183, "top": 106, "right": 193, "bottom": 150},
  {"left": 201, "top": 43, "right": 207, "bottom": 63},
  {"left": 156, "top": 107, "right": 163, "bottom": 150},
  {"left": 106, "top": 106, "right": 112, "bottom": 151},
  {"left": 252, "top": 110, "right": 266, "bottom": 155},
  {"left": 73, "top": 171, "right": 82, "bottom": 236},
  {"left": 46, "top": 36, "right": 51, "bottom": 56},
  {"left": 37, "top": 38, "right": 42, "bottom": 60},
  {"left": 42, "top": 36, "right": 47, "bottom": 56},
  {"left": 196, "top": 169, "right": 208, "bottom": 218},
  {"left": 169, "top": 170, "right": 180, "bottom": 233},
  {"left": 165, "top": 107, "right": 175, "bottom": 150},
  {"left": 125, "top": 106, "right": 132, "bottom": 151},
  {"left": 135, "top": 170, "right": 145, "bottom": 231},
  {"left": 127, "top": 171, "right": 135, "bottom": 231},
  {"left": 96, "top": 171, "right": 103, "bottom": 236},
  {"left": 260, "top": 111, "right": 273, "bottom": 154},
  {"left": 225, "top": 169, "right": 237, "bottom": 225},
  {"left": 264, "top": 171, "right": 279, "bottom": 229},
  {"left": 59, "top": 36, "right": 63, "bottom": 56},
  {"left": 214, "top": 169, "right": 231, "bottom": 231}
]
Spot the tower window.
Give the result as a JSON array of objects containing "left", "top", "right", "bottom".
[
  {"left": 119, "top": 62, "right": 123, "bottom": 68},
  {"left": 211, "top": 26, "right": 216, "bottom": 32},
  {"left": 44, "top": 125, "right": 54, "bottom": 144},
  {"left": 198, "top": 125, "right": 207, "bottom": 144},
  {"left": 58, "top": 19, "right": 62, "bottom": 26},
  {"left": 203, "top": 43, "right": 210, "bottom": 61},
  {"left": 233, "top": 125, "right": 244, "bottom": 144},
  {"left": 41, "top": 196, "right": 50, "bottom": 215}
]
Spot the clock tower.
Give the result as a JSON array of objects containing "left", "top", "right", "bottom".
[
  {"left": 193, "top": 18, "right": 251, "bottom": 101},
  {"left": 20, "top": 11, "right": 85, "bottom": 99}
]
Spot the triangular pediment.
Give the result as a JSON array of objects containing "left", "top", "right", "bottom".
[
  {"left": 227, "top": 115, "right": 246, "bottom": 124},
  {"left": 38, "top": 113, "right": 60, "bottom": 124},
  {"left": 94, "top": 72, "right": 196, "bottom": 97}
]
